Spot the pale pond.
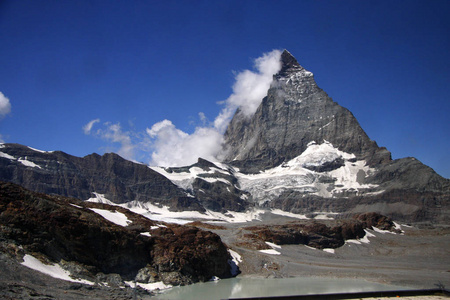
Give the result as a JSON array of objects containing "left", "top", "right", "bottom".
[{"left": 154, "top": 276, "right": 410, "bottom": 299}]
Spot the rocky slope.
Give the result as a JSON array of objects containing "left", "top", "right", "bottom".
[{"left": 0, "top": 181, "right": 232, "bottom": 288}]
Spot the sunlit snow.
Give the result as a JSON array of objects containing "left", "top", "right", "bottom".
[
  {"left": 0, "top": 151, "right": 15, "bottom": 160},
  {"left": 125, "top": 280, "right": 172, "bottom": 291},
  {"left": 86, "top": 196, "right": 266, "bottom": 224},
  {"left": 259, "top": 249, "right": 281, "bottom": 255},
  {"left": 0, "top": 152, "right": 42, "bottom": 168},
  {"left": 18, "top": 157, "right": 42, "bottom": 168},
  {"left": 27, "top": 146, "right": 54, "bottom": 153},
  {"left": 265, "top": 241, "right": 281, "bottom": 249},
  {"left": 21, "top": 254, "right": 94, "bottom": 285},
  {"left": 235, "top": 140, "right": 379, "bottom": 203},
  {"left": 89, "top": 208, "right": 131, "bottom": 227},
  {"left": 150, "top": 163, "right": 232, "bottom": 191}
]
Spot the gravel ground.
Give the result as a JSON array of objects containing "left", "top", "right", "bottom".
[
  {"left": 1, "top": 215, "right": 448, "bottom": 299},
  {"left": 211, "top": 215, "right": 450, "bottom": 290}
]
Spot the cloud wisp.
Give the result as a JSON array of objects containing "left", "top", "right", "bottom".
[
  {"left": 147, "top": 49, "right": 282, "bottom": 166},
  {"left": 83, "top": 120, "right": 139, "bottom": 161},
  {"left": 0, "top": 92, "right": 11, "bottom": 119},
  {"left": 84, "top": 50, "right": 282, "bottom": 167},
  {"left": 83, "top": 119, "right": 100, "bottom": 135},
  {"left": 0, "top": 91, "right": 12, "bottom": 143}
]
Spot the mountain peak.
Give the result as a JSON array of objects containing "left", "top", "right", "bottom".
[
  {"left": 277, "top": 49, "right": 304, "bottom": 77},
  {"left": 223, "top": 50, "right": 392, "bottom": 173}
]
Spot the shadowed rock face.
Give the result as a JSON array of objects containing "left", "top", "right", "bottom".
[
  {"left": 0, "top": 181, "right": 231, "bottom": 285},
  {"left": 0, "top": 143, "right": 204, "bottom": 209},
  {"left": 0, "top": 144, "right": 253, "bottom": 213},
  {"left": 223, "top": 50, "right": 391, "bottom": 173}
]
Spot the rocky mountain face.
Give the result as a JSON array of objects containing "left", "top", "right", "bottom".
[
  {"left": 223, "top": 50, "right": 391, "bottom": 173},
  {"left": 220, "top": 50, "right": 449, "bottom": 223},
  {"left": 0, "top": 50, "right": 448, "bottom": 224},
  {"left": 0, "top": 181, "right": 232, "bottom": 286},
  {"left": 0, "top": 143, "right": 250, "bottom": 213}
]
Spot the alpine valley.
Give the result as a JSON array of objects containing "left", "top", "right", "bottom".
[{"left": 0, "top": 50, "right": 449, "bottom": 299}]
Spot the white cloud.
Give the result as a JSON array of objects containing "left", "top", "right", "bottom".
[
  {"left": 0, "top": 92, "right": 12, "bottom": 119},
  {"left": 213, "top": 49, "right": 282, "bottom": 132},
  {"left": 146, "top": 120, "right": 223, "bottom": 167},
  {"left": 84, "top": 50, "right": 282, "bottom": 167},
  {"left": 83, "top": 118, "right": 100, "bottom": 134},
  {"left": 147, "top": 49, "right": 282, "bottom": 167},
  {"left": 83, "top": 120, "right": 136, "bottom": 161}
]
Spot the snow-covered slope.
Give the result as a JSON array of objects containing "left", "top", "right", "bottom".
[
  {"left": 151, "top": 141, "right": 380, "bottom": 206},
  {"left": 236, "top": 140, "right": 380, "bottom": 205}
]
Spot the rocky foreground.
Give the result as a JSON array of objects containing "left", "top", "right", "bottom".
[
  {"left": 1, "top": 182, "right": 449, "bottom": 299},
  {"left": 0, "top": 181, "right": 233, "bottom": 298}
]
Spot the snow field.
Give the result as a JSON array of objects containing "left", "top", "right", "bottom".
[
  {"left": 88, "top": 208, "right": 132, "bottom": 227},
  {"left": 21, "top": 254, "right": 94, "bottom": 285}
]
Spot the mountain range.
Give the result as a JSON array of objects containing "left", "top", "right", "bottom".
[{"left": 1, "top": 50, "right": 448, "bottom": 225}]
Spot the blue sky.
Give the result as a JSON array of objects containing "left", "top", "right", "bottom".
[{"left": 0, "top": 1, "right": 449, "bottom": 178}]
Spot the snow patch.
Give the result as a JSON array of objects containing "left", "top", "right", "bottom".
[
  {"left": 372, "top": 227, "right": 396, "bottom": 234},
  {"left": 140, "top": 232, "right": 152, "bottom": 237},
  {"left": 228, "top": 249, "right": 241, "bottom": 276},
  {"left": 260, "top": 241, "right": 282, "bottom": 255},
  {"left": 89, "top": 208, "right": 131, "bottom": 227},
  {"left": 125, "top": 281, "right": 172, "bottom": 292},
  {"left": 150, "top": 163, "right": 233, "bottom": 191},
  {"left": 346, "top": 231, "right": 372, "bottom": 245},
  {"left": 0, "top": 152, "right": 42, "bottom": 169},
  {"left": 199, "top": 177, "right": 231, "bottom": 185},
  {"left": 270, "top": 209, "right": 308, "bottom": 219},
  {"left": 28, "top": 146, "right": 53, "bottom": 153},
  {"left": 234, "top": 141, "right": 379, "bottom": 203},
  {"left": 0, "top": 151, "right": 15, "bottom": 160},
  {"left": 258, "top": 249, "right": 281, "bottom": 255},
  {"left": 323, "top": 248, "right": 335, "bottom": 254},
  {"left": 313, "top": 213, "right": 335, "bottom": 220},
  {"left": 86, "top": 193, "right": 117, "bottom": 205},
  {"left": 18, "top": 157, "right": 42, "bottom": 169},
  {"left": 21, "top": 254, "right": 94, "bottom": 285},
  {"left": 265, "top": 241, "right": 281, "bottom": 249},
  {"left": 120, "top": 200, "right": 265, "bottom": 224}
]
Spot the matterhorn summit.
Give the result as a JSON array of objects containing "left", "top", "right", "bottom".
[{"left": 223, "top": 50, "right": 390, "bottom": 173}]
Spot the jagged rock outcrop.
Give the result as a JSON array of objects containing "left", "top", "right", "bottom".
[
  {"left": 0, "top": 181, "right": 232, "bottom": 285},
  {"left": 238, "top": 212, "right": 398, "bottom": 250},
  {"left": 164, "top": 158, "right": 252, "bottom": 212},
  {"left": 223, "top": 50, "right": 391, "bottom": 173},
  {"left": 0, "top": 143, "right": 205, "bottom": 210}
]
